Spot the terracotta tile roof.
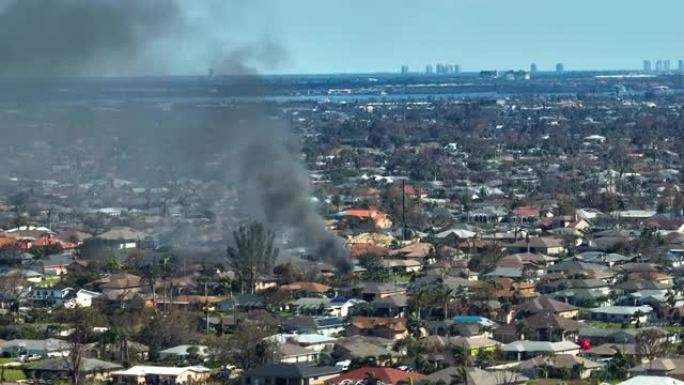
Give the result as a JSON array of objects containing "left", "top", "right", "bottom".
[
  {"left": 512, "top": 206, "right": 541, "bottom": 217},
  {"left": 327, "top": 367, "right": 424, "bottom": 385},
  {"left": 280, "top": 281, "right": 332, "bottom": 293}
]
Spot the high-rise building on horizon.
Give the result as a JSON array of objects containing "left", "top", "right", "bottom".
[
  {"left": 425, "top": 65, "right": 433, "bottom": 74},
  {"left": 401, "top": 65, "right": 409, "bottom": 74},
  {"left": 679, "top": 60, "right": 684, "bottom": 72},
  {"left": 664, "top": 60, "right": 671, "bottom": 72},
  {"left": 656, "top": 60, "right": 663, "bottom": 72},
  {"left": 530, "top": 63, "right": 538, "bottom": 74},
  {"left": 555, "top": 63, "right": 564, "bottom": 73},
  {"left": 643, "top": 60, "right": 652, "bottom": 72}
]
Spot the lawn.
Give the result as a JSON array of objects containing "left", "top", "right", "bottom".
[
  {"left": 0, "top": 369, "right": 26, "bottom": 381},
  {"left": 0, "top": 357, "right": 16, "bottom": 364}
]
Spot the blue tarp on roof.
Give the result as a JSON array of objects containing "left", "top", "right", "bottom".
[
  {"left": 316, "top": 317, "right": 345, "bottom": 328},
  {"left": 329, "top": 297, "right": 349, "bottom": 305}
]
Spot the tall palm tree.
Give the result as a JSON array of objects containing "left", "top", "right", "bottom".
[
  {"left": 439, "top": 285, "right": 454, "bottom": 321},
  {"left": 413, "top": 287, "right": 430, "bottom": 321}
]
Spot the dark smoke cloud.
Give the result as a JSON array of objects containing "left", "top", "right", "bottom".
[
  {"left": 235, "top": 118, "right": 352, "bottom": 273},
  {"left": 0, "top": 0, "right": 350, "bottom": 271},
  {"left": 0, "top": 0, "right": 287, "bottom": 77}
]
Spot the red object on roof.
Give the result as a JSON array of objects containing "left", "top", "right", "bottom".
[
  {"left": 577, "top": 338, "right": 591, "bottom": 352},
  {"left": 327, "top": 368, "right": 425, "bottom": 385}
]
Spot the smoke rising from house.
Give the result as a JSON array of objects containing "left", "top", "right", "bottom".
[{"left": 0, "top": 0, "right": 350, "bottom": 271}]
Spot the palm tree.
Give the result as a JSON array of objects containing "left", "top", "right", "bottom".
[
  {"left": 141, "top": 260, "right": 160, "bottom": 308},
  {"left": 449, "top": 366, "right": 469, "bottom": 385},
  {"left": 438, "top": 285, "right": 454, "bottom": 321},
  {"left": 666, "top": 290, "right": 677, "bottom": 309},
  {"left": 413, "top": 287, "right": 430, "bottom": 321},
  {"left": 515, "top": 321, "right": 532, "bottom": 340},
  {"left": 450, "top": 344, "right": 468, "bottom": 367},
  {"left": 633, "top": 310, "right": 645, "bottom": 328}
]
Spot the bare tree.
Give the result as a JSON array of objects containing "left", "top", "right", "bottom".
[
  {"left": 635, "top": 329, "right": 670, "bottom": 368},
  {"left": 226, "top": 222, "right": 279, "bottom": 294},
  {"left": 0, "top": 272, "right": 27, "bottom": 323},
  {"left": 58, "top": 307, "right": 102, "bottom": 385}
]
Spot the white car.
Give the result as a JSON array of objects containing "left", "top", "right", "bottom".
[{"left": 335, "top": 360, "right": 351, "bottom": 371}]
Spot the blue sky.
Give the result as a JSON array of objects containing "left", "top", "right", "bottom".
[{"left": 260, "top": 0, "right": 684, "bottom": 74}]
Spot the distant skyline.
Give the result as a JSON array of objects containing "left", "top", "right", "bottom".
[{"left": 263, "top": 0, "right": 684, "bottom": 75}]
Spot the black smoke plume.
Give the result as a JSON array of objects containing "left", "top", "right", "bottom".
[{"left": 0, "top": 0, "right": 351, "bottom": 271}]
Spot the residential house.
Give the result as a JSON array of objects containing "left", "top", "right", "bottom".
[
  {"left": 277, "top": 343, "right": 320, "bottom": 364},
  {"left": 584, "top": 343, "right": 636, "bottom": 362},
  {"left": 507, "top": 237, "right": 565, "bottom": 255},
  {"left": 628, "top": 357, "right": 684, "bottom": 380},
  {"left": 28, "top": 287, "right": 102, "bottom": 308},
  {"left": 575, "top": 251, "right": 632, "bottom": 267},
  {"left": 588, "top": 305, "right": 653, "bottom": 323},
  {"left": 25, "top": 357, "right": 122, "bottom": 383},
  {"left": 371, "top": 295, "right": 408, "bottom": 317},
  {"left": 216, "top": 294, "right": 265, "bottom": 312},
  {"left": 90, "top": 227, "right": 149, "bottom": 250},
  {"left": 325, "top": 298, "right": 364, "bottom": 318},
  {"left": 380, "top": 259, "right": 422, "bottom": 274},
  {"left": 283, "top": 317, "right": 345, "bottom": 337},
  {"left": 419, "top": 366, "right": 528, "bottom": 385},
  {"left": 448, "top": 335, "right": 501, "bottom": 356},
  {"left": 326, "top": 367, "right": 425, "bottom": 385},
  {"left": 243, "top": 363, "right": 341, "bottom": 385},
  {"left": 346, "top": 316, "right": 408, "bottom": 340},
  {"left": 521, "top": 312, "right": 588, "bottom": 341},
  {"left": 390, "top": 243, "right": 435, "bottom": 264},
  {"left": 89, "top": 273, "right": 143, "bottom": 298},
  {"left": 291, "top": 298, "right": 331, "bottom": 316},
  {"left": 500, "top": 340, "right": 581, "bottom": 361},
  {"left": 340, "top": 209, "right": 392, "bottom": 230},
  {"left": 331, "top": 335, "right": 399, "bottom": 363},
  {"left": 515, "top": 296, "right": 579, "bottom": 319},
  {"left": 617, "top": 376, "right": 684, "bottom": 385},
  {"left": 28, "top": 254, "right": 73, "bottom": 276},
  {"left": 1, "top": 338, "right": 71, "bottom": 357},
  {"left": 280, "top": 282, "right": 333, "bottom": 298},
  {"left": 111, "top": 365, "right": 212, "bottom": 385},
  {"left": 358, "top": 283, "right": 406, "bottom": 301},
  {"left": 158, "top": 345, "right": 210, "bottom": 362},
  {"left": 627, "top": 272, "right": 674, "bottom": 286},
  {"left": 515, "top": 354, "right": 601, "bottom": 380}
]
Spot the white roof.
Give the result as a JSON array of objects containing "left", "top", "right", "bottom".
[
  {"left": 618, "top": 376, "right": 684, "bottom": 385},
  {"left": 112, "top": 365, "right": 211, "bottom": 377},
  {"left": 266, "top": 333, "right": 337, "bottom": 345},
  {"left": 589, "top": 305, "right": 653, "bottom": 315},
  {"left": 158, "top": 345, "right": 209, "bottom": 356},
  {"left": 501, "top": 340, "right": 579, "bottom": 353},
  {"left": 435, "top": 228, "right": 476, "bottom": 239}
]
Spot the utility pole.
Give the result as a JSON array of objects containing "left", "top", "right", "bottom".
[
  {"left": 204, "top": 282, "right": 210, "bottom": 335},
  {"left": 402, "top": 179, "right": 407, "bottom": 242}
]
